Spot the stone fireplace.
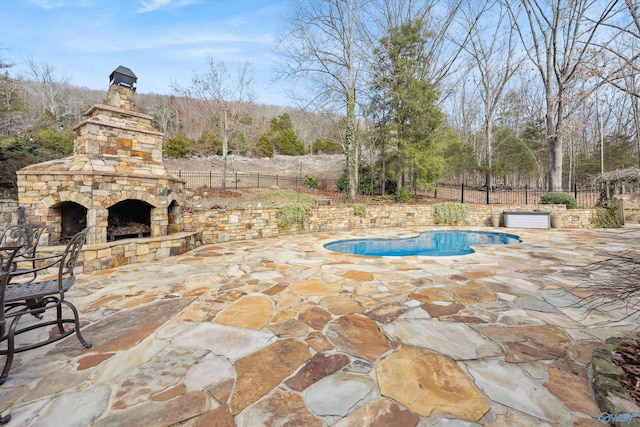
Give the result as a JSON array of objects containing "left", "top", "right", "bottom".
[{"left": 16, "top": 66, "right": 185, "bottom": 245}]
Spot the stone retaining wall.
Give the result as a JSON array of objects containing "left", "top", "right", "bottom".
[{"left": 182, "top": 203, "right": 594, "bottom": 246}]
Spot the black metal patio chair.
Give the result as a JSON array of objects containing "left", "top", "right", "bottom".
[
  {"left": 0, "top": 228, "right": 92, "bottom": 386},
  {"left": 0, "top": 245, "right": 20, "bottom": 425},
  {"left": 0, "top": 223, "right": 49, "bottom": 283}
]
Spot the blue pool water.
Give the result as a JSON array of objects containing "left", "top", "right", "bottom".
[{"left": 324, "top": 230, "right": 521, "bottom": 256}]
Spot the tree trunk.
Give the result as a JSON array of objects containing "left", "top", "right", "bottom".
[
  {"left": 222, "top": 109, "right": 228, "bottom": 191},
  {"left": 345, "top": 84, "right": 357, "bottom": 202}
]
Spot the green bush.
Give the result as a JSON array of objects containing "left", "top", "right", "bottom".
[
  {"left": 358, "top": 175, "right": 375, "bottom": 195},
  {"left": 353, "top": 203, "right": 366, "bottom": 217},
  {"left": 277, "top": 203, "right": 310, "bottom": 230},
  {"left": 433, "top": 202, "right": 469, "bottom": 225},
  {"left": 540, "top": 192, "right": 577, "bottom": 209},
  {"left": 593, "top": 207, "right": 622, "bottom": 228},
  {"left": 336, "top": 170, "right": 348, "bottom": 193},
  {"left": 164, "top": 134, "right": 194, "bottom": 157},
  {"left": 304, "top": 175, "right": 319, "bottom": 190},
  {"left": 394, "top": 188, "right": 412, "bottom": 203},
  {"left": 33, "top": 128, "right": 74, "bottom": 154}
]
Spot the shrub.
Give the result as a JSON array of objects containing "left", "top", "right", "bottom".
[
  {"left": 336, "top": 170, "right": 348, "bottom": 193},
  {"left": 593, "top": 207, "right": 622, "bottom": 228},
  {"left": 540, "top": 192, "right": 577, "bottom": 209},
  {"left": 353, "top": 203, "right": 366, "bottom": 217},
  {"left": 358, "top": 175, "right": 375, "bottom": 195},
  {"left": 164, "top": 134, "right": 194, "bottom": 157},
  {"left": 394, "top": 187, "right": 412, "bottom": 203},
  {"left": 33, "top": 128, "right": 74, "bottom": 154},
  {"left": 277, "top": 203, "right": 310, "bottom": 230},
  {"left": 304, "top": 175, "right": 319, "bottom": 190},
  {"left": 433, "top": 202, "right": 469, "bottom": 225}
]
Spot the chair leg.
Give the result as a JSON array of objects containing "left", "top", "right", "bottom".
[
  {"left": 0, "top": 413, "right": 10, "bottom": 424},
  {"left": 62, "top": 301, "right": 92, "bottom": 349},
  {"left": 0, "top": 317, "right": 18, "bottom": 385}
]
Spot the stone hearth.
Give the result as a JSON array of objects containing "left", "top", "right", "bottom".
[{"left": 16, "top": 67, "right": 185, "bottom": 245}]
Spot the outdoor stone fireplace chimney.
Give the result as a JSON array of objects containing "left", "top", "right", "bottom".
[{"left": 16, "top": 67, "right": 185, "bottom": 245}]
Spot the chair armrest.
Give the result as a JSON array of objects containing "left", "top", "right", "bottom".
[{"left": 9, "top": 253, "right": 64, "bottom": 278}]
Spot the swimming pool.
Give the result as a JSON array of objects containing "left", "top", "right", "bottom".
[{"left": 324, "top": 230, "right": 521, "bottom": 256}]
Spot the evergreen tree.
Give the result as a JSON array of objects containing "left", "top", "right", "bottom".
[
  {"left": 369, "top": 19, "right": 451, "bottom": 192},
  {"left": 257, "top": 113, "right": 306, "bottom": 156}
]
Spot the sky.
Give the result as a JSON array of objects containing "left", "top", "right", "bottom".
[{"left": 0, "top": 0, "right": 292, "bottom": 106}]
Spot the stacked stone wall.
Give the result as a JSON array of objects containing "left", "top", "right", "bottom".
[
  {"left": 0, "top": 200, "right": 19, "bottom": 225},
  {"left": 183, "top": 203, "right": 594, "bottom": 246},
  {"left": 33, "top": 231, "right": 200, "bottom": 274}
]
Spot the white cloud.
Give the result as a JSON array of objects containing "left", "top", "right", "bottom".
[{"left": 136, "top": 0, "right": 197, "bottom": 14}]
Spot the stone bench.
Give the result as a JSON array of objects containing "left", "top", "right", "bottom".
[{"left": 315, "top": 198, "right": 332, "bottom": 206}]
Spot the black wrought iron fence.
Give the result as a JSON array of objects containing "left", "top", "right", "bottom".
[
  {"left": 171, "top": 170, "right": 305, "bottom": 191},
  {"left": 427, "top": 183, "right": 601, "bottom": 208},
  {"left": 171, "top": 171, "right": 602, "bottom": 207}
]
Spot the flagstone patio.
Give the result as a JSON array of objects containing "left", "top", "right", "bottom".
[{"left": 1, "top": 226, "right": 639, "bottom": 426}]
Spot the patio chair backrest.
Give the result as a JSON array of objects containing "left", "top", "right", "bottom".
[
  {"left": 57, "top": 228, "right": 88, "bottom": 285},
  {"left": 0, "top": 224, "right": 48, "bottom": 259},
  {"left": 0, "top": 246, "right": 21, "bottom": 331}
]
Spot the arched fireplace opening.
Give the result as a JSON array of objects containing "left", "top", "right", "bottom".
[
  {"left": 168, "top": 200, "right": 180, "bottom": 234},
  {"left": 58, "top": 201, "right": 88, "bottom": 243},
  {"left": 108, "top": 199, "right": 152, "bottom": 241}
]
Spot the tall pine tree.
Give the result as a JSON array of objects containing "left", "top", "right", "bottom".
[{"left": 369, "top": 19, "right": 451, "bottom": 193}]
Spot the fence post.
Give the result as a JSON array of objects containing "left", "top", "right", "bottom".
[
  {"left": 209, "top": 171, "right": 212, "bottom": 188},
  {"left": 461, "top": 182, "right": 465, "bottom": 204},
  {"left": 486, "top": 186, "right": 490, "bottom": 204},
  {"left": 525, "top": 185, "right": 528, "bottom": 205},
  {"left": 434, "top": 183, "right": 438, "bottom": 199},
  {"left": 258, "top": 173, "right": 260, "bottom": 188},
  {"left": 235, "top": 171, "right": 238, "bottom": 190},
  {"left": 574, "top": 183, "right": 577, "bottom": 201}
]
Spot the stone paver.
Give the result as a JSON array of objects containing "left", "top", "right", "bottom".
[{"left": 1, "top": 226, "right": 638, "bottom": 426}]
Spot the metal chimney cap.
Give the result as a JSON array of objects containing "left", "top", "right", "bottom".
[{"left": 109, "top": 66, "right": 137, "bottom": 91}]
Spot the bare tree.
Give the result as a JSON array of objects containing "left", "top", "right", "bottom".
[
  {"left": 277, "top": 0, "right": 372, "bottom": 201},
  {"left": 598, "top": 0, "right": 640, "bottom": 165},
  {"left": 139, "top": 93, "right": 179, "bottom": 136},
  {"left": 23, "top": 58, "right": 71, "bottom": 124},
  {"left": 598, "top": 0, "right": 640, "bottom": 97},
  {"left": 507, "top": 0, "right": 618, "bottom": 190},
  {"left": 458, "top": 0, "right": 523, "bottom": 189},
  {"left": 172, "top": 59, "right": 255, "bottom": 190}
]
